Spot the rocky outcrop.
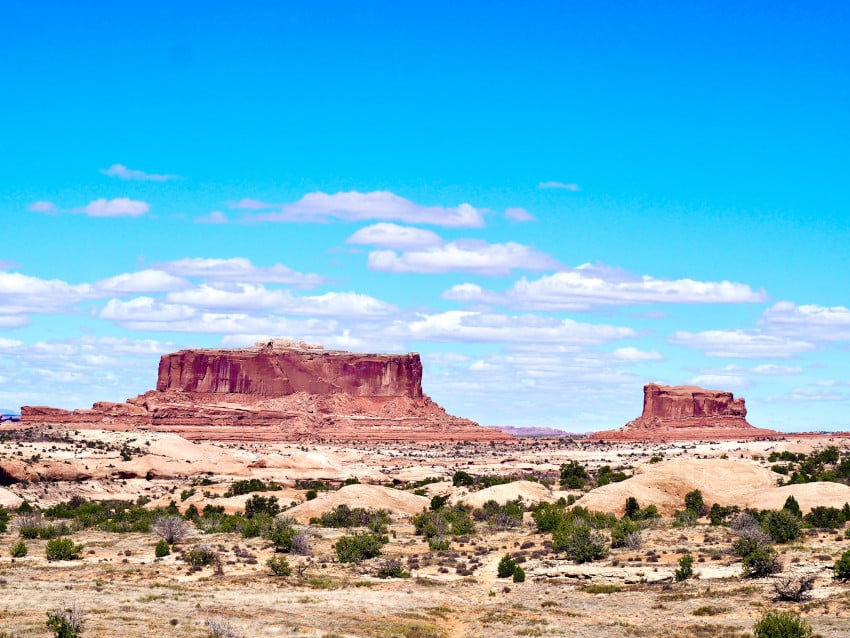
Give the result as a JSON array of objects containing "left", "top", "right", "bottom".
[
  {"left": 590, "top": 383, "right": 780, "bottom": 441},
  {"left": 21, "top": 340, "right": 508, "bottom": 442}
]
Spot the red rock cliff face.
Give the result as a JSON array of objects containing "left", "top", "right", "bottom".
[
  {"left": 590, "top": 383, "right": 778, "bottom": 441},
  {"left": 21, "top": 340, "right": 506, "bottom": 442},
  {"left": 641, "top": 384, "right": 747, "bottom": 421},
  {"left": 156, "top": 345, "right": 423, "bottom": 397}
]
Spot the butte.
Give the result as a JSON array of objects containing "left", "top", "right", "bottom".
[
  {"left": 20, "top": 339, "right": 509, "bottom": 442},
  {"left": 590, "top": 383, "right": 781, "bottom": 442}
]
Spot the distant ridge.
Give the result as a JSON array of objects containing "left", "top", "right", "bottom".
[{"left": 489, "top": 425, "right": 588, "bottom": 438}]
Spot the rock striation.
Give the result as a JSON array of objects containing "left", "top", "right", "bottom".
[
  {"left": 21, "top": 339, "right": 509, "bottom": 442},
  {"left": 590, "top": 383, "right": 780, "bottom": 441}
]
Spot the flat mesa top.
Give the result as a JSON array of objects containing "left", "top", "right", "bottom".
[
  {"left": 164, "top": 339, "right": 419, "bottom": 358},
  {"left": 650, "top": 384, "right": 730, "bottom": 394}
]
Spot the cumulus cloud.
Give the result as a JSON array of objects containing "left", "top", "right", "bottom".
[
  {"left": 669, "top": 329, "right": 815, "bottom": 358},
  {"left": 28, "top": 201, "right": 58, "bottom": 213},
  {"left": 538, "top": 181, "right": 580, "bottom": 191},
  {"left": 76, "top": 198, "right": 150, "bottom": 218},
  {"left": 396, "top": 310, "right": 635, "bottom": 345},
  {"left": 164, "top": 284, "right": 397, "bottom": 317},
  {"left": 368, "top": 240, "right": 559, "bottom": 275},
  {"left": 689, "top": 374, "right": 752, "bottom": 391},
  {"left": 156, "top": 257, "right": 324, "bottom": 287},
  {"left": 761, "top": 302, "right": 850, "bottom": 341},
  {"left": 443, "top": 263, "right": 766, "bottom": 309},
  {"left": 195, "top": 211, "right": 229, "bottom": 224},
  {"left": 247, "top": 191, "right": 488, "bottom": 228},
  {"left": 0, "top": 272, "right": 93, "bottom": 316},
  {"left": 346, "top": 223, "right": 443, "bottom": 249},
  {"left": 611, "top": 347, "right": 663, "bottom": 362},
  {"left": 95, "top": 270, "right": 191, "bottom": 294},
  {"left": 101, "top": 164, "right": 180, "bottom": 182}
]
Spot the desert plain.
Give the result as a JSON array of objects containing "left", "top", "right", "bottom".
[{"left": 2, "top": 425, "right": 850, "bottom": 638}]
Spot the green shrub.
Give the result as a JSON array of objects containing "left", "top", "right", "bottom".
[
  {"left": 154, "top": 539, "right": 170, "bottom": 558},
  {"left": 375, "top": 558, "right": 410, "bottom": 579},
  {"left": 184, "top": 545, "right": 217, "bottom": 566},
  {"left": 428, "top": 536, "right": 450, "bottom": 551},
  {"left": 804, "top": 505, "right": 844, "bottom": 529},
  {"left": 763, "top": 510, "right": 801, "bottom": 543},
  {"left": 610, "top": 518, "right": 641, "bottom": 549},
  {"left": 267, "top": 555, "right": 292, "bottom": 576},
  {"left": 451, "top": 470, "right": 474, "bottom": 487},
  {"left": 497, "top": 554, "right": 517, "bottom": 578},
  {"left": 0, "top": 506, "right": 8, "bottom": 533},
  {"left": 782, "top": 495, "right": 802, "bottom": 519},
  {"left": 532, "top": 502, "right": 567, "bottom": 533},
  {"left": 512, "top": 566, "right": 526, "bottom": 582},
  {"left": 243, "top": 494, "right": 280, "bottom": 519},
  {"left": 429, "top": 495, "right": 448, "bottom": 511},
  {"left": 311, "top": 505, "right": 390, "bottom": 531},
  {"left": 226, "top": 478, "right": 281, "bottom": 496},
  {"left": 45, "top": 538, "right": 83, "bottom": 561},
  {"left": 708, "top": 503, "right": 739, "bottom": 526},
  {"left": 833, "top": 549, "right": 850, "bottom": 581},
  {"left": 674, "top": 554, "right": 694, "bottom": 582},
  {"left": 412, "top": 505, "right": 475, "bottom": 538},
  {"left": 269, "top": 520, "right": 298, "bottom": 552},
  {"left": 559, "top": 461, "right": 588, "bottom": 489},
  {"left": 10, "top": 540, "right": 28, "bottom": 558},
  {"left": 334, "top": 532, "right": 386, "bottom": 563},
  {"left": 305, "top": 489, "right": 318, "bottom": 501},
  {"left": 753, "top": 610, "right": 812, "bottom": 638},
  {"left": 684, "top": 489, "right": 705, "bottom": 516},
  {"left": 624, "top": 497, "right": 640, "bottom": 519},
  {"left": 551, "top": 522, "right": 608, "bottom": 563},
  {"left": 742, "top": 546, "right": 781, "bottom": 578},
  {"left": 46, "top": 604, "right": 84, "bottom": 638}
]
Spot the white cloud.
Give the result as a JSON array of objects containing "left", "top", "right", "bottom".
[
  {"left": 28, "top": 201, "right": 58, "bottom": 213},
  {"left": 751, "top": 364, "right": 803, "bottom": 376},
  {"left": 761, "top": 302, "right": 850, "bottom": 341},
  {"left": 0, "top": 272, "right": 93, "bottom": 316},
  {"left": 101, "top": 164, "right": 180, "bottom": 182},
  {"left": 95, "top": 270, "right": 190, "bottom": 294},
  {"left": 611, "top": 347, "right": 663, "bottom": 362},
  {"left": 248, "top": 191, "right": 488, "bottom": 228},
  {"left": 368, "top": 240, "right": 558, "bottom": 275},
  {"left": 195, "top": 211, "right": 229, "bottom": 224},
  {"left": 397, "top": 310, "right": 635, "bottom": 345},
  {"left": 669, "top": 329, "right": 816, "bottom": 358},
  {"left": 689, "top": 374, "right": 752, "bottom": 391},
  {"left": 504, "top": 207, "right": 536, "bottom": 222},
  {"left": 346, "top": 223, "right": 443, "bottom": 249},
  {"left": 164, "top": 284, "right": 397, "bottom": 317},
  {"left": 76, "top": 198, "right": 150, "bottom": 218},
  {"left": 538, "top": 181, "right": 580, "bottom": 191},
  {"left": 156, "top": 257, "right": 324, "bottom": 287},
  {"left": 443, "top": 263, "right": 766, "bottom": 309}
]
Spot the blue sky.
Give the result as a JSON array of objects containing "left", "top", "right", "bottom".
[{"left": 2, "top": 1, "right": 849, "bottom": 431}]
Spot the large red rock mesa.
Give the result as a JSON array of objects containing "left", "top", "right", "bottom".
[
  {"left": 590, "top": 383, "right": 780, "bottom": 441},
  {"left": 22, "top": 340, "right": 508, "bottom": 442}
]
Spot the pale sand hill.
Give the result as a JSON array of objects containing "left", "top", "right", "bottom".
[
  {"left": 284, "top": 483, "right": 430, "bottom": 523},
  {"left": 746, "top": 481, "right": 850, "bottom": 513},
  {"left": 576, "top": 458, "right": 779, "bottom": 515},
  {"left": 452, "top": 480, "right": 556, "bottom": 508},
  {"left": 0, "top": 486, "right": 23, "bottom": 508}
]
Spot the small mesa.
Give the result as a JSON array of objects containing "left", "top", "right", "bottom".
[{"left": 590, "top": 383, "right": 781, "bottom": 442}]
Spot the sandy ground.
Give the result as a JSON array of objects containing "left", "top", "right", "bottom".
[{"left": 1, "top": 428, "right": 850, "bottom": 636}]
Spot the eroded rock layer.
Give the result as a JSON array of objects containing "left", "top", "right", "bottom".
[
  {"left": 21, "top": 340, "right": 508, "bottom": 442},
  {"left": 590, "top": 383, "right": 780, "bottom": 441}
]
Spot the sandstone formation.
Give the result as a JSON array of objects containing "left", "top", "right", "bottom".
[
  {"left": 590, "top": 383, "right": 780, "bottom": 441},
  {"left": 21, "top": 339, "right": 509, "bottom": 442}
]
